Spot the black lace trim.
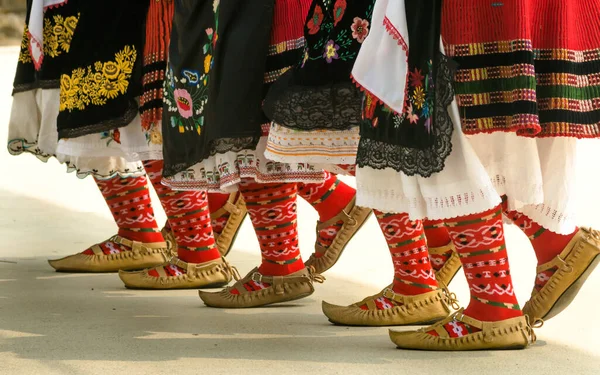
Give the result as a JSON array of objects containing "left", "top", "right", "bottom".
[
  {"left": 356, "top": 54, "right": 455, "bottom": 178},
  {"left": 208, "top": 136, "right": 259, "bottom": 156},
  {"left": 264, "top": 71, "right": 363, "bottom": 131},
  {"left": 56, "top": 99, "right": 139, "bottom": 139},
  {"left": 13, "top": 79, "right": 60, "bottom": 94}
]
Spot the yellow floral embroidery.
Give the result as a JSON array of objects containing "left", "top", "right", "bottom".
[
  {"left": 17, "top": 14, "right": 80, "bottom": 64},
  {"left": 149, "top": 127, "right": 163, "bottom": 145},
  {"left": 18, "top": 26, "right": 31, "bottom": 64},
  {"left": 204, "top": 54, "right": 212, "bottom": 74},
  {"left": 60, "top": 45, "right": 137, "bottom": 111},
  {"left": 43, "top": 14, "right": 79, "bottom": 57}
]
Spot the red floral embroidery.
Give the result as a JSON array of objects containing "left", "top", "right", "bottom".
[
  {"left": 113, "top": 129, "right": 121, "bottom": 144},
  {"left": 351, "top": 17, "right": 370, "bottom": 43},
  {"left": 363, "top": 92, "right": 377, "bottom": 120},
  {"left": 409, "top": 68, "right": 424, "bottom": 88},
  {"left": 333, "top": 0, "right": 347, "bottom": 26},
  {"left": 307, "top": 5, "right": 324, "bottom": 35}
]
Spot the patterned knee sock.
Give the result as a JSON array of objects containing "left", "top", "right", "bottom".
[
  {"left": 144, "top": 161, "right": 221, "bottom": 276},
  {"left": 430, "top": 207, "right": 522, "bottom": 337},
  {"left": 504, "top": 208, "right": 577, "bottom": 291},
  {"left": 208, "top": 192, "right": 232, "bottom": 235},
  {"left": 297, "top": 172, "right": 355, "bottom": 257},
  {"left": 234, "top": 181, "right": 305, "bottom": 294},
  {"left": 361, "top": 211, "right": 438, "bottom": 311},
  {"left": 423, "top": 219, "right": 453, "bottom": 272},
  {"left": 85, "top": 175, "right": 163, "bottom": 255}
]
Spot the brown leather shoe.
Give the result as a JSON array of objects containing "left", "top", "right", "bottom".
[
  {"left": 199, "top": 267, "right": 324, "bottom": 308},
  {"left": 211, "top": 193, "right": 247, "bottom": 257},
  {"left": 48, "top": 235, "right": 170, "bottom": 273},
  {"left": 322, "top": 286, "right": 457, "bottom": 326},
  {"left": 305, "top": 197, "right": 372, "bottom": 274},
  {"left": 523, "top": 227, "right": 600, "bottom": 324},
  {"left": 161, "top": 224, "right": 177, "bottom": 258},
  {"left": 389, "top": 309, "right": 536, "bottom": 351},
  {"left": 118, "top": 257, "right": 235, "bottom": 290},
  {"left": 429, "top": 242, "right": 461, "bottom": 287}
]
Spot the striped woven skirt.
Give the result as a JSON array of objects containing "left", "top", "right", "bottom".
[{"left": 442, "top": 0, "right": 600, "bottom": 138}]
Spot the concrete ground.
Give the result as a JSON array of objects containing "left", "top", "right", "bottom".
[{"left": 1, "top": 46, "right": 600, "bottom": 374}]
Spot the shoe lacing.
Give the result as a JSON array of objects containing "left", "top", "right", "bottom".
[
  {"left": 342, "top": 209, "right": 358, "bottom": 227},
  {"left": 223, "top": 259, "right": 241, "bottom": 281},
  {"left": 555, "top": 255, "right": 573, "bottom": 273},
  {"left": 307, "top": 265, "right": 326, "bottom": 284},
  {"left": 525, "top": 315, "right": 538, "bottom": 344},
  {"left": 438, "top": 280, "right": 460, "bottom": 310}
]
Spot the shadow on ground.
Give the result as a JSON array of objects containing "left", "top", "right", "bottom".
[{"left": 1, "top": 191, "right": 600, "bottom": 374}]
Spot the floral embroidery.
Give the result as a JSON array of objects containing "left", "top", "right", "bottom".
[
  {"left": 323, "top": 40, "right": 340, "bottom": 63},
  {"left": 307, "top": 5, "right": 324, "bottom": 35},
  {"left": 18, "top": 26, "right": 32, "bottom": 64},
  {"left": 401, "top": 61, "right": 435, "bottom": 131},
  {"left": 333, "top": 0, "right": 347, "bottom": 26},
  {"left": 305, "top": 2, "right": 374, "bottom": 65},
  {"left": 413, "top": 86, "right": 425, "bottom": 109},
  {"left": 101, "top": 129, "right": 121, "bottom": 145},
  {"left": 350, "top": 17, "right": 369, "bottom": 43},
  {"left": 204, "top": 54, "right": 212, "bottom": 73},
  {"left": 59, "top": 45, "right": 137, "bottom": 111},
  {"left": 363, "top": 92, "right": 377, "bottom": 119},
  {"left": 164, "top": 67, "right": 208, "bottom": 134},
  {"left": 409, "top": 68, "right": 424, "bottom": 88},
  {"left": 363, "top": 61, "right": 436, "bottom": 134},
  {"left": 149, "top": 125, "right": 163, "bottom": 145},
  {"left": 163, "top": 2, "right": 219, "bottom": 135},
  {"left": 18, "top": 13, "right": 80, "bottom": 64},
  {"left": 43, "top": 14, "right": 79, "bottom": 58}
]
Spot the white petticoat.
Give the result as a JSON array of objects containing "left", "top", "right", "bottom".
[
  {"left": 265, "top": 122, "right": 359, "bottom": 165},
  {"left": 56, "top": 113, "right": 164, "bottom": 162},
  {"left": 7, "top": 89, "right": 145, "bottom": 180},
  {"left": 162, "top": 137, "right": 326, "bottom": 193},
  {"left": 356, "top": 100, "right": 502, "bottom": 220},
  {"left": 469, "top": 133, "right": 577, "bottom": 234}
]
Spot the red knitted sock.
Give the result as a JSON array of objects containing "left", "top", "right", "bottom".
[
  {"left": 85, "top": 175, "right": 163, "bottom": 256},
  {"left": 360, "top": 211, "right": 438, "bottom": 311},
  {"left": 144, "top": 161, "right": 220, "bottom": 277},
  {"left": 504, "top": 209, "right": 577, "bottom": 291},
  {"left": 207, "top": 192, "right": 231, "bottom": 235},
  {"left": 423, "top": 219, "right": 453, "bottom": 272},
  {"left": 428, "top": 207, "right": 522, "bottom": 338},
  {"left": 233, "top": 181, "right": 305, "bottom": 294},
  {"left": 298, "top": 172, "right": 355, "bottom": 258}
]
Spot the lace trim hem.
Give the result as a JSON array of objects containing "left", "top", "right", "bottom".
[
  {"left": 7, "top": 138, "right": 145, "bottom": 180},
  {"left": 355, "top": 53, "right": 455, "bottom": 177}
]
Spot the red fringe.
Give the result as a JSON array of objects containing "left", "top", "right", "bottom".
[
  {"left": 383, "top": 16, "right": 409, "bottom": 53},
  {"left": 350, "top": 74, "right": 406, "bottom": 118},
  {"left": 44, "top": 0, "right": 68, "bottom": 11},
  {"left": 270, "top": 0, "right": 312, "bottom": 44},
  {"left": 140, "top": 0, "right": 174, "bottom": 129}
]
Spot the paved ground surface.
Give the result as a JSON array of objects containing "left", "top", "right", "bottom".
[{"left": 1, "top": 46, "right": 600, "bottom": 374}]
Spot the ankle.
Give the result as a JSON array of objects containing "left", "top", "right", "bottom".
[
  {"left": 118, "top": 229, "right": 164, "bottom": 243},
  {"left": 258, "top": 261, "right": 305, "bottom": 276},
  {"left": 391, "top": 281, "right": 437, "bottom": 296},
  {"left": 178, "top": 248, "right": 221, "bottom": 264},
  {"left": 208, "top": 192, "right": 232, "bottom": 212},
  {"left": 464, "top": 300, "right": 522, "bottom": 322},
  {"left": 532, "top": 228, "right": 578, "bottom": 265},
  {"left": 313, "top": 181, "right": 355, "bottom": 222}
]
